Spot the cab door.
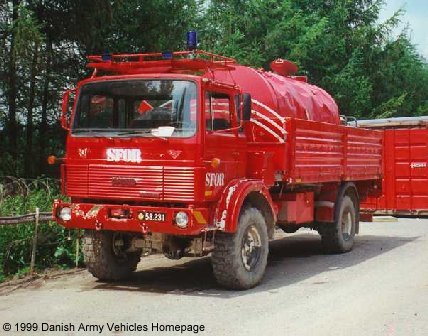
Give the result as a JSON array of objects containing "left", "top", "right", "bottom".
[{"left": 203, "top": 89, "right": 246, "bottom": 201}]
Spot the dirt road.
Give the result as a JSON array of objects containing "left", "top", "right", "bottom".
[{"left": 1, "top": 218, "right": 427, "bottom": 336}]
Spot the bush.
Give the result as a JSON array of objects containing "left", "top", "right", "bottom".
[{"left": 0, "top": 178, "right": 79, "bottom": 282}]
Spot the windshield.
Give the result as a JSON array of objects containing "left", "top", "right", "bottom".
[{"left": 72, "top": 80, "right": 197, "bottom": 137}]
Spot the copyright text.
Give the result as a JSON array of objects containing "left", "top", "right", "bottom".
[{"left": 2, "top": 322, "right": 206, "bottom": 334}]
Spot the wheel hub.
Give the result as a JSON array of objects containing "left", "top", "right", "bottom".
[
  {"left": 112, "top": 233, "right": 130, "bottom": 261},
  {"left": 341, "top": 209, "right": 353, "bottom": 241},
  {"left": 241, "top": 225, "right": 262, "bottom": 271}
]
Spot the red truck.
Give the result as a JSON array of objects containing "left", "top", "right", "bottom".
[
  {"left": 52, "top": 45, "right": 382, "bottom": 289},
  {"left": 358, "top": 117, "right": 428, "bottom": 217}
]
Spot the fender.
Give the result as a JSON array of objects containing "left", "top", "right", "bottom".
[{"left": 213, "top": 179, "right": 276, "bottom": 233}]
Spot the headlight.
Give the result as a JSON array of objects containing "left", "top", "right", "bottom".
[
  {"left": 59, "top": 207, "right": 72, "bottom": 221},
  {"left": 175, "top": 211, "right": 189, "bottom": 228}
]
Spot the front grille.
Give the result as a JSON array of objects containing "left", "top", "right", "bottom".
[
  {"left": 66, "top": 165, "right": 88, "bottom": 196},
  {"left": 164, "top": 167, "right": 195, "bottom": 201},
  {"left": 88, "top": 165, "right": 163, "bottom": 199},
  {"left": 66, "top": 164, "right": 195, "bottom": 202}
]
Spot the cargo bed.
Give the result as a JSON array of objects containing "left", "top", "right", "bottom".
[{"left": 284, "top": 118, "right": 383, "bottom": 184}]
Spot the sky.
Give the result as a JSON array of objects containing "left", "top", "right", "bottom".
[{"left": 378, "top": 0, "right": 428, "bottom": 59}]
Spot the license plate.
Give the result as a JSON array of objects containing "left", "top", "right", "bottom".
[{"left": 138, "top": 211, "right": 166, "bottom": 222}]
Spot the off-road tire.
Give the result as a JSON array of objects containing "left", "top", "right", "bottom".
[
  {"left": 319, "top": 195, "right": 356, "bottom": 254},
  {"left": 83, "top": 230, "right": 141, "bottom": 281},
  {"left": 211, "top": 208, "right": 269, "bottom": 290}
]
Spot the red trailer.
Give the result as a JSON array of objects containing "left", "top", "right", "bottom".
[
  {"left": 359, "top": 117, "right": 428, "bottom": 216},
  {"left": 51, "top": 46, "right": 382, "bottom": 289}
]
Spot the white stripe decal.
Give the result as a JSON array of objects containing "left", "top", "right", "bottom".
[
  {"left": 252, "top": 99, "right": 285, "bottom": 122},
  {"left": 252, "top": 110, "right": 286, "bottom": 135},
  {"left": 250, "top": 119, "right": 285, "bottom": 143}
]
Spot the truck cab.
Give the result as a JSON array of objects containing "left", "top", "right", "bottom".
[{"left": 56, "top": 69, "right": 249, "bottom": 232}]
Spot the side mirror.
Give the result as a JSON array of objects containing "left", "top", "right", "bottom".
[
  {"left": 61, "top": 89, "right": 76, "bottom": 130},
  {"left": 242, "top": 93, "right": 252, "bottom": 121}
]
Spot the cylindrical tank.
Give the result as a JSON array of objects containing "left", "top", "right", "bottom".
[
  {"left": 210, "top": 65, "right": 339, "bottom": 124},
  {"left": 207, "top": 64, "right": 339, "bottom": 143}
]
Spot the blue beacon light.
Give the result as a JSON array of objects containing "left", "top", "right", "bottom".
[
  {"left": 101, "top": 52, "right": 112, "bottom": 61},
  {"left": 162, "top": 51, "right": 173, "bottom": 59},
  {"left": 186, "top": 31, "right": 198, "bottom": 50}
]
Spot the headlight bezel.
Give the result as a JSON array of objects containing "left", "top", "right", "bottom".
[
  {"left": 174, "top": 211, "right": 189, "bottom": 228},
  {"left": 59, "top": 207, "right": 72, "bottom": 221}
]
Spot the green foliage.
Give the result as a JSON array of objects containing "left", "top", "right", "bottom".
[
  {"left": 13, "top": 4, "right": 43, "bottom": 57},
  {"left": 0, "top": 179, "right": 78, "bottom": 282},
  {"left": 100, "top": 0, "right": 199, "bottom": 53},
  {"left": 327, "top": 51, "right": 373, "bottom": 117},
  {"left": 372, "top": 93, "right": 408, "bottom": 119}
]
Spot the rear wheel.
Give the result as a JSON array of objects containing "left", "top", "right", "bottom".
[
  {"left": 211, "top": 208, "right": 269, "bottom": 290},
  {"left": 319, "top": 195, "right": 356, "bottom": 254},
  {"left": 83, "top": 230, "right": 141, "bottom": 281}
]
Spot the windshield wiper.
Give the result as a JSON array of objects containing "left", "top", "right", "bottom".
[
  {"left": 118, "top": 129, "right": 170, "bottom": 141},
  {"left": 72, "top": 128, "right": 111, "bottom": 133},
  {"left": 116, "top": 129, "right": 152, "bottom": 136}
]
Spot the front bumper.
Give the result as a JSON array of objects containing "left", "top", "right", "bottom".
[{"left": 53, "top": 200, "right": 211, "bottom": 235}]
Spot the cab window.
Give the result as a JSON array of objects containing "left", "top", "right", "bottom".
[{"left": 205, "top": 92, "right": 231, "bottom": 131}]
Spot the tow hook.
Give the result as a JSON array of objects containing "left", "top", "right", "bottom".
[{"left": 140, "top": 223, "right": 149, "bottom": 234}]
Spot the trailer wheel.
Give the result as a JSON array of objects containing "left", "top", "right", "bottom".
[
  {"left": 83, "top": 230, "right": 141, "bottom": 281},
  {"left": 211, "top": 208, "right": 268, "bottom": 290},
  {"left": 320, "top": 195, "right": 356, "bottom": 254}
]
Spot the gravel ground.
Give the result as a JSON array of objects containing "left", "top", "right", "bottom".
[{"left": 1, "top": 218, "right": 427, "bottom": 336}]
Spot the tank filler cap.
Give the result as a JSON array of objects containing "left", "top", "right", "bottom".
[{"left": 270, "top": 58, "right": 298, "bottom": 76}]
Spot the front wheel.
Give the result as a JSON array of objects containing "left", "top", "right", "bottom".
[
  {"left": 211, "top": 208, "right": 269, "bottom": 290},
  {"left": 319, "top": 195, "right": 357, "bottom": 254},
  {"left": 83, "top": 230, "right": 142, "bottom": 281}
]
